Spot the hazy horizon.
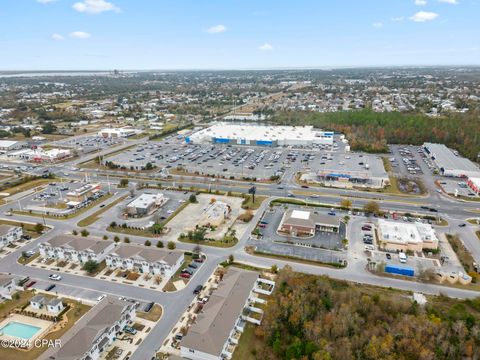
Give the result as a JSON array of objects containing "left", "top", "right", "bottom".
[{"left": 1, "top": 0, "right": 479, "bottom": 70}]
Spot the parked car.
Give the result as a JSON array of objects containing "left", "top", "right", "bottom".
[
  {"left": 174, "top": 333, "right": 183, "bottom": 341},
  {"left": 182, "top": 268, "right": 194, "bottom": 275},
  {"left": 25, "top": 281, "right": 36, "bottom": 288},
  {"left": 24, "top": 250, "right": 35, "bottom": 258},
  {"left": 458, "top": 223, "right": 467, "bottom": 227},
  {"left": 49, "top": 274, "right": 62, "bottom": 281},
  {"left": 180, "top": 273, "right": 191, "bottom": 279},
  {"left": 386, "top": 253, "right": 392, "bottom": 260},
  {"left": 45, "top": 284, "right": 56, "bottom": 292},
  {"left": 194, "top": 258, "right": 205, "bottom": 263},
  {"left": 97, "top": 294, "right": 106, "bottom": 302},
  {"left": 188, "top": 263, "right": 198, "bottom": 269},
  {"left": 193, "top": 285, "right": 203, "bottom": 294}
]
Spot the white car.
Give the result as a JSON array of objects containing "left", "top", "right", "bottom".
[
  {"left": 364, "top": 245, "right": 375, "bottom": 251},
  {"left": 49, "top": 274, "right": 62, "bottom": 281},
  {"left": 97, "top": 294, "right": 106, "bottom": 302}
]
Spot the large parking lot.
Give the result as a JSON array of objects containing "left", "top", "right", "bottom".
[
  {"left": 48, "top": 134, "right": 122, "bottom": 153},
  {"left": 247, "top": 205, "right": 347, "bottom": 264},
  {"left": 92, "top": 189, "right": 190, "bottom": 229},
  {"left": 439, "top": 179, "right": 479, "bottom": 199},
  {"left": 12, "top": 180, "right": 106, "bottom": 215},
  {"left": 105, "top": 135, "right": 349, "bottom": 180},
  {"left": 302, "top": 151, "right": 389, "bottom": 188}
]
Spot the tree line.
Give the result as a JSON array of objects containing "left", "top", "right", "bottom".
[
  {"left": 250, "top": 267, "right": 480, "bottom": 360},
  {"left": 272, "top": 109, "right": 480, "bottom": 160}
]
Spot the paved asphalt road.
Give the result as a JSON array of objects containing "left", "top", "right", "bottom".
[{"left": 0, "top": 145, "right": 480, "bottom": 360}]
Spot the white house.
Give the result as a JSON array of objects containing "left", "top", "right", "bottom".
[
  {"left": 105, "top": 244, "right": 184, "bottom": 278},
  {"left": 39, "top": 297, "right": 136, "bottom": 360},
  {"left": 0, "top": 225, "right": 23, "bottom": 250},
  {"left": 39, "top": 235, "right": 115, "bottom": 264},
  {"left": 30, "top": 295, "right": 47, "bottom": 310},
  {"left": 47, "top": 298, "right": 64, "bottom": 315}
]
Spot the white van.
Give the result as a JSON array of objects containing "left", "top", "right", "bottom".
[{"left": 399, "top": 252, "right": 407, "bottom": 263}]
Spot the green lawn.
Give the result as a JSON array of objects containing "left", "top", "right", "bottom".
[
  {"left": 241, "top": 195, "right": 267, "bottom": 210},
  {"left": 0, "top": 178, "right": 52, "bottom": 196},
  {"left": 178, "top": 236, "right": 237, "bottom": 248},
  {"left": 18, "top": 252, "right": 40, "bottom": 265}
]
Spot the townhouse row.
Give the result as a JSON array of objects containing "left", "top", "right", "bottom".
[{"left": 39, "top": 235, "right": 184, "bottom": 278}]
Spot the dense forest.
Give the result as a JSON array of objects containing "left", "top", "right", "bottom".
[
  {"left": 250, "top": 267, "right": 480, "bottom": 360},
  {"left": 272, "top": 109, "right": 480, "bottom": 160}
]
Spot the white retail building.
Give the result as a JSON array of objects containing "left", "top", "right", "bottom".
[{"left": 186, "top": 124, "right": 334, "bottom": 147}]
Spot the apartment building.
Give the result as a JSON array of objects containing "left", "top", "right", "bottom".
[
  {"left": 39, "top": 235, "right": 115, "bottom": 264},
  {"left": 39, "top": 297, "right": 136, "bottom": 360},
  {"left": 0, "top": 225, "right": 23, "bottom": 249},
  {"left": 180, "top": 268, "right": 275, "bottom": 360},
  {"left": 105, "top": 244, "right": 184, "bottom": 278}
]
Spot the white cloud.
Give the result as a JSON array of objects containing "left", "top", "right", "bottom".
[
  {"left": 51, "top": 33, "right": 64, "bottom": 40},
  {"left": 391, "top": 16, "right": 405, "bottom": 22},
  {"left": 410, "top": 11, "right": 439, "bottom": 22},
  {"left": 73, "top": 0, "right": 120, "bottom": 14},
  {"left": 206, "top": 24, "right": 227, "bottom": 34},
  {"left": 438, "top": 0, "right": 459, "bottom": 4},
  {"left": 372, "top": 22, "right": 383, "bottom": 28},
  {"left": 258, "top": 43, "right": 273, "bottom": 51},
  {"left": 415, "top": 0, "right": 427, "bottom": 5},
  {"left": 69, "top": 31, "right": 91, "bottom": 39},
  {"left": 37, "top": 0, "right": 57, "bottom": 3}
]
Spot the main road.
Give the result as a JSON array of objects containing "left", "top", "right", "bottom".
[{"left": 0, "top": 147, "right": 479, "bottom": 360}]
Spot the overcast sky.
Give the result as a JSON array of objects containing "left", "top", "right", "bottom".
[{"left": 1, "top": 0, "right": 479, "bottom": 70}]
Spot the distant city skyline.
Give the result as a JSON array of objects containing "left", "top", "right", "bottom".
[{"left": 1, "top": 0, "right": 479, "bottom": 70}]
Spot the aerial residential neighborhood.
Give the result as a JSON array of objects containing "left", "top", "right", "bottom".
[{"left": 0, "top": 1, "right": 480, "bottom": 360}]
